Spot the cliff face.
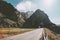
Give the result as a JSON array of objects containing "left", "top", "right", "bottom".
[
  {"left": 0, "top": 1, "right": 25, "bottom": 27},
  {"left": 23, "top": 9, "right": 52, "bottom": 28}
]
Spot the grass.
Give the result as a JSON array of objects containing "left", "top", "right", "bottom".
[
  {"left": 0, "top": 28, "right": 35, "bottom": 39},
  {"left": 45, "top": 28, "right": 60, "bottom": 40}
]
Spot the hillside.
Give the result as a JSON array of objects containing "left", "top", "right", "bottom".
[
  {"left": 45, "top": 28, "right": 60, "bottom": 40},
  {"left": 0, "top": 1, "right": 18, "bottom": 21},
  {"left": 0, "top": 1, "right": 25, "bottom": 27}
]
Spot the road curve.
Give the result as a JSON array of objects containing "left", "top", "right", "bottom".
[{"left": 0, "top": 28, "right": 44, "bottom": 40}]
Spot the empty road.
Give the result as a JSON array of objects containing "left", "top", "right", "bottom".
[{"left": 0, "top": 28, "right": 48, "bottom": 40}]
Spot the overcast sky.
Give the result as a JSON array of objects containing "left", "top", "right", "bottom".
[{"left": 4, "top": 0, "right": 60, "bottom": 25}]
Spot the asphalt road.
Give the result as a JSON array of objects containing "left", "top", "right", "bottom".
[{"left": 0, "top": 28, "right": 47, "bottom": 40}]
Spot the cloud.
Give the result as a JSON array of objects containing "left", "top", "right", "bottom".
[
  {"left": 15, "top": 1, "right": 37, "bottom": 12},
  {"left": 50, "top": 17, "right": 60, "bottom": 25},
  {"left": 42, "top": 0, "right": 56, "bottom": 8}
]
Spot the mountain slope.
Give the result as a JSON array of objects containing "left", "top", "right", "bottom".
[
  {"left": 0, "top": 1, "right": 18, "bottom": 21},
  {"left": 0, "top": 1, "right": 25, "bottom": 27},
  {"left": 23, "top": 9, "right": 52, "bottom": 28}
]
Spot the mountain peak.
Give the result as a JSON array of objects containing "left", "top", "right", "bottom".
[
  {"left": 23, "top": 9, "right": 51, "bottom": 28},
  {"left": 35, "top": 9, "right": 42, "bottom": 12}
]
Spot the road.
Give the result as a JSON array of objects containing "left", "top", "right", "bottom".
[{"left": 0, "top": 28, "right": 48, "bottom": 40}]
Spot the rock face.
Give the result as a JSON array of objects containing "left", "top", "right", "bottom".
[
  {"left": 20, "top": 11, "right": 33, "bottom": 20},
  {"left": 25, "top": 11, "right": 33, "bottom": 19},
  {"left": 0, "top": 1, "right": 18, "bottom": 21},
  {"left": 20, "top": 12, "right": 28, "bottom": 20},
  {"left": 0, "top": 1, "right": 25, "bottom": 28},
  {"left": 23, "top": 9, "right": 51, "bottom": 28}
]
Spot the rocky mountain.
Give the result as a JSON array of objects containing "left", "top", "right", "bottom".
[
  {"left": 20, "top": 12, "right": 28, "bottom": 20},
  {"left": 26, "top": 11, "right": 33, "bottom": 19},
  {"left": 0, "top": 1, "right": 25, "bottom": 27},
  {"left": 23, "top": 9, "right": 60, "bottom": 34},
  {"left": 20, "top": 11, "right": 33, "bottom": 20},
  {"left": 23, "top": 9, "right": 53, "bottom": 28}
]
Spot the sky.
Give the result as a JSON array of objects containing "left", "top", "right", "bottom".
[{"left": 4, "top": 0, "right": 60, "bottom": 25}]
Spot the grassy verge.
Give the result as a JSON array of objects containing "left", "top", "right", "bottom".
[
  {"left": 0, "top": 28, "right": 35, "bottom": 39},
  {"left": 45, "top": 28, "right": 60, "bottom": 40}
]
